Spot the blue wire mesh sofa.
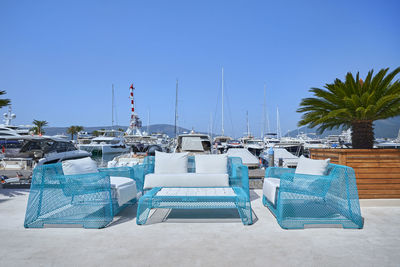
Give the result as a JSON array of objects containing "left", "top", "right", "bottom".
[
  {"left": 133, "top": 155, "right": 253, "bottom": 225},
  {"left": 24, "top": 160, "right": 141, "bottom": 229},
  {"left": 262, "top": 164, "right": 364, "bottom": 229}
]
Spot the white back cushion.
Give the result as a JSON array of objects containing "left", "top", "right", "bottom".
[
  {"left": 295, "top": 155, "right": 330, "bottom": 176},
  {"left": 144, "top": 173, "right": 229, "bottom": 189},
  {"left": 62, "top": 157, "right": 98, "bottom": 175},
  {"left": 195, "top": 154, "right": 228, "bottom": 174},
  {"left": 154, "top": 151, "right": 188, "bottom": 174}
]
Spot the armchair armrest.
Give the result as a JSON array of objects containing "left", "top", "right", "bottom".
[
  {"left": 279, "top": 173, "right": 333, "bottom": 197},
  {"left": 99, "top": 166, "right": 134, "bottom": 179},
  {"left": 265, "top": 167, "right": 295, "bottom": 179},
  {"left": 57, "top": 172, "right": 111, "bottom": 196}
]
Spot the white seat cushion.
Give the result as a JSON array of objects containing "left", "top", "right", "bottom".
[
  {"left": 156, "top": 187, "right": 236, "bottom": 196},
  {"left": 62, "top": 157, "right": 98, "bottom": 175},
  {"left": 154, "top": 151, "right": 188, "bottom": 174},
  {"left": 263, "top": 178, "right": 280, "bottom": 205},
  {"left": 143, "top": 173, "right": 229, "bottom": 190},
  {"left": 195, "top": 154, "right": 228, "bottom": 174},
  {"left": 110, "top": 176, "right": 137, "bottom": 206},
  {"left": 295, "top": 155, "right": 330, "bottom": 176}
]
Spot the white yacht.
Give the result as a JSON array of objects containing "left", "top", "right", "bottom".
[
  {"left": 0, "top": 106, "right": 32, "bottom": 156},
  {"left": 0, "top": 106, "right": 31, "bottom": 138},
  {"left": 240, "top": 136, "right": 264, "bottom": 157},
  {"left": 1, "top": 137, "right": 91, "bottom": 170},
  {"left": 375, "top": 129, "right": 400, "bottom": 148},
  {"left": 175, "top": 131, "right": 212, "bottom": 154},
  {"left": 213, "top": 135, "right": 232, "bottom": 153},
  {"left": 78, "top": 130, "right": 129, "bottom": 154}
]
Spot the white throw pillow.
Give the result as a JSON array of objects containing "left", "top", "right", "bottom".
[
  {"left": 62, "top": 157, "right": 98, "bottom": 175},
  {"left": 195, "top": 154, "right": 228, "bottom": 174},
  {"left": 154, "top": 151, "right": 188, "bottom": 174},
  {"left": 295, "top": 155, "right": 330, "bottom": 176}
]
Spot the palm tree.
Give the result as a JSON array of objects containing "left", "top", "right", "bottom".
[
  {"left": 0, "top": 90, "right": 10, "bottom": 108},
  {"left": 67, "top": 126, "right": 77, "bottom": 140},
  {"left": 297, "top": 67, "right": 400, "bottom": 149},
  {"left": 92, "top": 130, "right": 100, "bottom": 137},
  {"left": 75, "top": 125, "right": 84, "bottom": 133},
  {"left": 67, "top": 125, "right": 84, "bottom": 140},
  {"left": 31, "top": 120, "right": 48, "bottom": 135}
]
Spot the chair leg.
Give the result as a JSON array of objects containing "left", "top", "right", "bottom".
[
  {"left": 236, "top": 200, "right": 253, "bottom": 225},
  {"left": 136, "top": 197, "right": 152, "bottom": 225}
]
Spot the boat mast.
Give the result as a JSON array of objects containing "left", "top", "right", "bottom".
[
  {"left": 210, "top": 112, "right": 213, "bottom": 139},
  {"left": 277, "top": 106, "right": 281, "bottom": 139},
  {"left": 246, "top": 110, "right": 250, "bottom": 137},
  {"left": 263, "top": 83, "right": 266, "bottom": 139},
  {"left": 222, "top": 67, "right": 224, "bottom": 136},
  {"left": 112, "top": 84, "right": 114, "bottom": 129},
  {"left": 147, "top": 109, "right": 150, "bottom": 135},
  {"left": 174, "top": 79, "right": 178, "bottom": 138}
]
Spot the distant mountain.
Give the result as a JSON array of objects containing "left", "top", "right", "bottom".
[
  {"left": 43, "top": 124, "right": 191, "bottom": 139},
  {"left": 286, "top": 116, "right": 400, "bottom": 139}
]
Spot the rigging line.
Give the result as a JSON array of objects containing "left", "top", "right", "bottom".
[{"left": 224, "top": 80, "right": 236, "bottom": 138}]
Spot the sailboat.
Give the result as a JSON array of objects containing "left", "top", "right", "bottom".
[{"left": 213, "top": 67, "right": 232, "bottom": 153}]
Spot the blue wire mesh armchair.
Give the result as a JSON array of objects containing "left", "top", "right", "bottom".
[
  {"left": 24, "top": 163, "right": 140, "bottom": 229},
  {"left": 263, "top": 164, "right": 364, "bottom": 229}
]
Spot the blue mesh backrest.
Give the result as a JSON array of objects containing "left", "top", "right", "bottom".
[
  {"left": 143, "top": 156, "right": 155, "bottom": 174},
  {"left": 188, "top": 156, "right": 195, "bottom": 173}
]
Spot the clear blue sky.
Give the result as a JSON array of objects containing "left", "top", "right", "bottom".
[{"left": 1, "top": 0, "right": 399, "bottom": 137}]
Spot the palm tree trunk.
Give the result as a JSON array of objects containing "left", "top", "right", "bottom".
[{"left": 351, "top": 120, "right": 374, "bottom": 149}]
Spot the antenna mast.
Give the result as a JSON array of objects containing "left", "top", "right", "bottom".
[{"left": 174, "top": 79, "right": 178, "bottom": 137}]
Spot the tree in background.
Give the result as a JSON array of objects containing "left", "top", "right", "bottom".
[
  {"left": 31, "top": 120, "right": 48, "bottom": 135},
  {"left": 297, "top": 67, "right": 400, "bottom": 149},
  {"left": 92, "top": 130, "right": 101, "bottom": 137},
  {"left": 0, "top": 90, "right": 10, "bottom": 108},
  {"left": 67, "top": 125, "right": 84, "bottom": 140}
]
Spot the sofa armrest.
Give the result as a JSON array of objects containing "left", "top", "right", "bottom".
[{"left": 229, "top": 164, "right": 250, "bottom": 199}]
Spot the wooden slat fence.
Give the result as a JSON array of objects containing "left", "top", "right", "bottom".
[{"left": 310, "top": 149, "right": 400, "bottom": 199}]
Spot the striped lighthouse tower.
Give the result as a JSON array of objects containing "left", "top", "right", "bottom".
[
  {"left": 126, "top": 83, "right": 142, "bottom": 136},
  {"left": 130, "top": 83, "right": 135, "bottom": 128}
]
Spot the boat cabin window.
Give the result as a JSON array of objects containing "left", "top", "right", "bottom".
[
  {"left": 182, "top": 137, "right": 204, "bottom": 151},
  {"left": 54, "top": 142, "right": 76, "bottom": 153}
]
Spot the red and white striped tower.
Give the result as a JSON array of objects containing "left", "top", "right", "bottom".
[
  {"left": 129, "top": 83, "right": 136, "bottom": 129},
  {"left": 126, "top": 83, "right": 142, "bottom": 136}
]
